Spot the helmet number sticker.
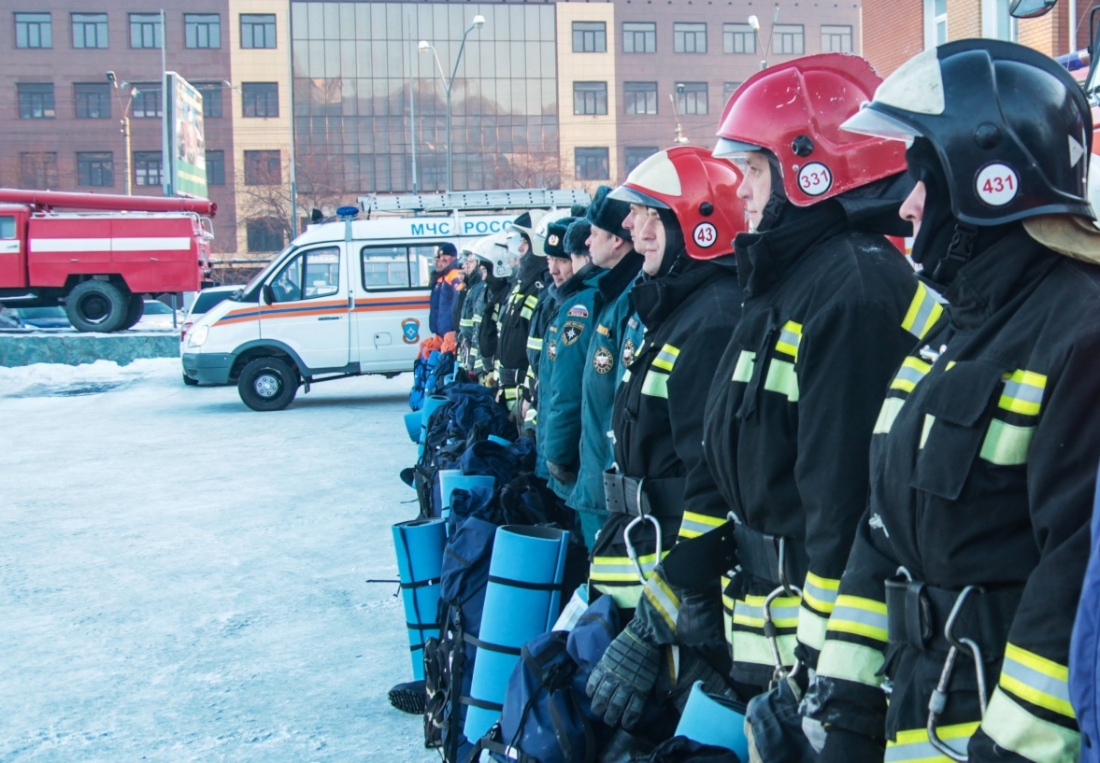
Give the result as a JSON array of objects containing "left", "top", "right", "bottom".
[
  {"left": 693, "top": 222, "right": 718, "bottom": 249},
  {"left": 976, "top": 163, "right": 1019, "bottom": 206},
  {"left": 798, "top": 163, "right": 833, "bottom": 197}
]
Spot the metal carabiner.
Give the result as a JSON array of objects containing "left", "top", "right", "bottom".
[
  {"left": 926, "top": 585, "right": 985, "bottom": 762},
  {"left": 763, "top": 583, "right": 803, "bottom": 686},
  {"left": 623, "top": 479, "right": 662, "bottom": 584},
  {"left": 777, "top": 537, "right": 797, "bottom": 598}
]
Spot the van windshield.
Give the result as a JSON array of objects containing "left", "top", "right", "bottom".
[{"left": 240, "top": 245, "right": 296, "bottom": 299}]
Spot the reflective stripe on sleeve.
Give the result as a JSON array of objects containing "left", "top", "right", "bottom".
[
  {"left": 527, "top": 336, "right": 543, "bottom": 351},
  {"left": 797, "top": 606, "right": 829, "bottom": 652},
  {"left": 817, "top": 640, "right": 886, "bottom": 687},
  {"left": 764, "top": 359, "right": 799, "bottom": 401},
  {"left": 826, "top": 595, "right": 888, "bottom": 642},
  {"left": 999, "top": 370, "right": 1046, "bottom": 416},
  {"left": 891, "top": 356, "right": 932, "bottom": 393},
  {"left": 801, "top": 572, "right": 840, "bottom": 614},
  {"left": 642, "top": 571, "right": 681, "bottom": 633},
  {"left": 874, "top": 397, "right": 906, "bottom": 435},
  {"left": 731, "top": 629, "right": 799, "bottom": 668},
  {"left": 775, "top": 321, "right": 803, "bottom": 359},
  {"left": 677, "top": 511, "right": 725, "bottom": 539},
  {"left": 885, "top": 722, "right": 979, "bottom": 763},
  {"left": 982, "top": 688, "right": 1081, "bottom": 763},
  {"left": 733, "top": 594, "right": 801, "bottom": 629},
  {"left": 590, "top": 553, "right": 661, "bottom": 582},
  {"left": 651, "top": 344, "right": 680, "bottom": 372},
  {"left": 901, "top": 281, "right": 944, "bottom": 340},
  {"left": 980, "top": 420, "right": 1035, "bottom": 466},
  {"left": 998, "top": 643, "right": 1074, "bottom": 719},
  {"left": 732, "top": 351, "right": 755, "bottom": 383},
  {"left": 641, "top": 370, "right": 670, "bottom": 399}
]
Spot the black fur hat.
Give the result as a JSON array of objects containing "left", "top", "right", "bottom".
[
  {"left": 565, "top": 219, "right": 592, "bottom": 256},
  {"left": 586, "top": 185, "right": 632, "bottom": 241}
]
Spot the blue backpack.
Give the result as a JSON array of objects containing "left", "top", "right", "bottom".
[{"left": 468, "top": 595, "right": 621, "bottom": 763}]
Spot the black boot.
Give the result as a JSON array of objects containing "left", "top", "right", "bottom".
[{"left": 388, "top": 679, "right": 426, "bottom": 715}]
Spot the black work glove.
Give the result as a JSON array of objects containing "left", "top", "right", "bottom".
[
  {"left": 547, "top": 461, "right": 577, "bottom": 485},
  {"left": 586, "top": 621, "right": 661, "bottom": 729}
]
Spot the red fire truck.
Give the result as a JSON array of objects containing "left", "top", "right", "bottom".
[{"left": 0, "top": 188, "right": 216, "bottom": 332}]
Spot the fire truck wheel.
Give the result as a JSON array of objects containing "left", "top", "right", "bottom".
[
  {"left": 121, "top": 294, "right": 145, "bottom": 330},
  {"left": 238, "top": 356, "right": 299, "bottom": 411},
  {"left": 66, "top": 281, "right": 129, "bottom": 333}
]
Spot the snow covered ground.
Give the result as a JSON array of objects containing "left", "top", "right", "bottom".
[{"left": 0, "top": 359, "right": 440, "bottom": 762}]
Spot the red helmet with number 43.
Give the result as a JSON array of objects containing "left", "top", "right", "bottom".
[
  {"left": 609, "top": 145, "right": 746, "bottom": 260},
  {"left": 713, "top": 53, "right": 906, "bottom": 206}
]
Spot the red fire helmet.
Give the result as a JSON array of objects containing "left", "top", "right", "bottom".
[
  {"left": 714, "top": 53, "right": 906, "bottom": 206},
  {"left": 608, "top": 145, "right": 746, "bottom": 260}
]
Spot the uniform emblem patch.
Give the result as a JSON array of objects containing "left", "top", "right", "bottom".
[
  {"left": 622, "top": 339, "right": 637, "bottom": 367},
  {"left": 567, "top": 304, "right": 589, "bottom": 319},
  {"left": 548, "top": 339, "right": 558, "bottom": 362},
  {"left": 401, "top": 318, "right": 421, "bottom": 344},
  {"left": 562, "top": 320, "right": 585, "bottom": 346},
  {"left": 596, "top": 324, "right": 611, "bottom": 337},
  {"left": 628, "top": 317, "right": 639, "bottom": 330},
  {"left": 593, "top": 346, "right": 614, "bottom": 374},
  {"left": 548, "top": 234, "right": 560, "bottom": 246}
]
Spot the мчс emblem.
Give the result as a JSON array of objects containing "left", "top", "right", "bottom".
[
  {"left": 622, "top": 338, "right": 636, "bottom": 367},
  {"left": 401, "top": 318, "right": 421, "bottom": 344},
  {"left": 562, "top": 320, "right": 585, "bottom": 347},
  {"left": 593, "top": 345, "right": 614, "bottom": 374},
  {"left": 548, "top": 339, "right": 558, "bottom": 362}
]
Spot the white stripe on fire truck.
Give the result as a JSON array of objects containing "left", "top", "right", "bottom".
[{"left": 30, "top": 237, "right": 192, "bottom": 253}]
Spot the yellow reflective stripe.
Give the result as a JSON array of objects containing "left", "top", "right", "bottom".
[
  {"left": 999, "top": 370, "right": 1046, "bottom": 416},
  {"left": 472, "top": 314, "right": 483, "bottom": 324},
  {"left": 764, "top": 359, "right": 800, "bottom": 401},
  {"left": 874, "top": 397, "right": 906, "bottom": 435},
  {"left": 524, "top": 408, "right": 537, "bottom": 425},
  {"left": 885, "top": 722, "right": 980, "bottom": 763},
  {"left": 524, "top": 294, "right": 539, "bottom": 308},
  {"left": 460, "top": 318, "right": 475, "bottom": 328},
  {"left": 731, "top": 629, "right": 799, "bottom": 667},
  {"left": 641, "top": 370, "right": 670, "bottom": 399},
  {"left": 827, "top": 595, "right": 888, "bottom": 642},
  {"left": 798, "top": 606, "right": 829, "bottom": 651},
  {"left": 982, "top": 689, "right": 1081, "bottom": 763},
  {"left": 622, "top": 368, "right": 632, "bottom": 384},
  {"left": 920, "top": 414, "right": 935, "bottom": 449},
  {"left": 643, "top": 572, "right": 681, "bottom": 632},
  {"left": 818, "top": 639, "right": 885, "bottom": 687},
  {"left": 590, "top": 552, "right": 662, "bottom": 581},
  {"left": 901, "top": 281, "right": 944, "bottom": 340},
  {"left": 775, "top": 320, "right": 803, "bottom": 359},
  {"left": 980, "top": 419, "right": 1035, "bottom": 466},
  {"left": 733, "top": 594, "right": 801, "bottom": 629},
  {"left": 677, "top": 511, "right": 725, "bottom": 539},
  {"left": 592, "top": 582, "right": 643, "bottom": 610},
  {"left": 526, "top": 336, "right": 543, "bottom": 351},
  {"left": 802, "top": 572, "right": 840, "bottom": 614},
  {"left": 652, "top": 344, "right": 680, "bottom": 372},
  {"left": 999, "top": 643, "right": 1074, "bottom": 718},
  {"left": 891, "top": 356, "right": 932, "bottom": 393},
  {"left": 520, "top": 307, "right": 534, "bottom": 320},
  {"left": 732, "top": 351, "right": 755, "bottom": 383}
]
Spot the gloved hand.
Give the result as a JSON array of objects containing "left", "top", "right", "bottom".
[
  {"left": 547, "top": 461, "right": 577, "bottom": 485},
  {"left": 586, "top": 621, "right": 661, "bottom": 729},
  {"left": 480, "top": 371, "right": 496, "bottom": 389}
]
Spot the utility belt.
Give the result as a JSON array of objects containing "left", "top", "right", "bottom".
[
  {"left": 731, "top": 521, "right": 807, "bottom": 593},
  {"left": 602, "top": 469, "right": 685, "bottom": 519},
  {"left": 497, "top": 367, "right": 521, "bottom": 388},
  {"left": 885, "top": 576, "right": 1022, "bottom": 656}
]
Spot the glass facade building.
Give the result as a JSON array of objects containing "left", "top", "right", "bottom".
[{"left": 290, "top": 1, "right": 560, "bottom": 193}]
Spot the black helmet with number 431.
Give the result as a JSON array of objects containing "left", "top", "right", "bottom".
[{"left": 842, "top": 38, "right": 1094, "bottom": 225}]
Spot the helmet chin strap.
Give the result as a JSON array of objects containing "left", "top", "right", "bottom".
[
  {"left": 756, "top": 153, "right": 789, "bottom": 233},
  {"left": 927, "top": 222, "right": 978, "bottom": 288}
]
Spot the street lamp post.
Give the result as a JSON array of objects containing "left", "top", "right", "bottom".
[
  {"left": 418, "top": 14, "right": 485, "bottom": 192},
  {"left": 107, "top": 71, "right": 136, "bottom": 195}
]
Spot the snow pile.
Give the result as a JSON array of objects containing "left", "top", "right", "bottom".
[{"left": 0, "top": 357, "right": 178, "bottom": 397}]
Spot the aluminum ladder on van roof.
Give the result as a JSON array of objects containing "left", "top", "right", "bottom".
[{"left": 357, "top": 188, "right": 591, "bottom": 215}]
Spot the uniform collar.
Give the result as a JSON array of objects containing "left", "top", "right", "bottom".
[
  {"left": 630, "top": 257, "right": 732, "bottom": 327},
  {"left": 598, "top": 251, "right": 644, "bottom": 303},
  {"left": 734, "top": 200, "right": 847, "bottom": 297}
]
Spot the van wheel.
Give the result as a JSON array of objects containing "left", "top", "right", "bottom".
[
  {"left": 66, "top": 281, "right": 129, "bottom": 332},
  {"left": 238, "top": 356, "right": 299, "bottom": 411},
  {"left": 121, "top": 294, "right": 145, "bottom": 329}
]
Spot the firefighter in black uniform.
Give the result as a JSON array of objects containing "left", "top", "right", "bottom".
[
  {"left": 585, "top": 146, "right": 746, "bottom": 729},
  {"left": 472, "top": 234, "right": 514, "bottom": 382},
  {"left": 495, "top": 211, "right": 550, "bottom": 413},
  {"left": 802, "top": 40, "right": 1100, "bottom": 763},
  {"left": 587, "top": 55, "right": 930, "bottom": 737}
]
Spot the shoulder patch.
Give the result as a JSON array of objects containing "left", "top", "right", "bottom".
[
  {"left": 622, "top": 338, "right": 637, "bottom": 367},
  {"left": 593, "top": 345, "right": 614, "bottom": 374},
  {"left": 567, "top": 304, "right": 590, "bottom": 319},
  {"left": 596, "top": 324, "right": 611, "bottom": 337},
  {"left": 561, "top": 321, "right": 586, "bottom": 346},
  {"left": 548, "top": 339, "right": 558, "bottom": 362}
]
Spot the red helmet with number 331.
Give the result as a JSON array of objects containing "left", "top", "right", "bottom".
[
  {"left": 609, "top": 145, "right": 746, "bottom": 260},
  {"left": 713, "top": 53, "right": 906, "bottom": 206}
]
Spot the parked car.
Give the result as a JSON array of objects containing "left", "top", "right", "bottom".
[
  {"left": 0, "top": 306, "right": 72, "bottom": 329},
  {"left": 180, "top": 286, "right": 241, "bottom": 385},
  {"left": 134, "top": 300, "right": 185, "bottom": 331}
]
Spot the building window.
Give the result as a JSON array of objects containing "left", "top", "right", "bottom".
[
  {"left": 674, "top": 22, "right": 707, "bottom": 53},
  {"left": 195, "top": 83, "right": 223, "bottom": 118},
  {"left": 247, "top": 219, "right": 284, "bottom": 252},
  {"left": 623, "top": 82, "right": 657, "bottom": 115},
  {"left": 245, "top": 150, "right": 281, "bottom": 185},
  {"left": 773, "top": 24, "right": 804, "bottom": 55},
  {"left": 625, "top": 147, "right": 657, "bottom": 174},
  {"left": 205, "top": 150, "right": 225, "bottom": 185},
  {"left": 185, "top": 14, "right": 220, "bottom": 48},
  {"left": 18, "top": 83, "right": 55, "bottom": 119},
  {"left": 990, "top": 0, "right": 1019, "bottom": 40},
  {"left": 926, "top": 0, "right": 948, "bottom": 45},
  {"left": 133, "top": 151, "right": 163, "bottom": 187},
  {"left": 676, "top": 82, "right": 708, "bottom": 115},
  {"left": 240, "top": 14, "right": 276, "bottom": 49},
  {"left": 821, "top": 24, "right": 853, "bottom": 53},
  {"left": 573, "top": 21, "right": 606, "bottom": 52},
  {"left": 575, "top": 148, "right": 609, "bottom": 181},
  {"left": 77, "top": 152, "right": 113, "bottom": 187},
  {"left": 723, "top": 23, "right": 756, "bottom": 54},
  {"left": 623, "top": 21, "right": 656, "bottom": 53},
  {"left": 242, "top": 83, "right": 279, "bottom": 118},
  {"left": 20, "top": 152, "right": 58, "bottom": 188},
  {"left": 573, "top": 82, "right": 608, "bottom": 116},
  {"left": 724, "top": 82, "right": 742, "bottom": 101},
  {"left": 129, "top": 13, "right": 162, "bottom": 49},
  {"left": 132, "top": 86, "right": 162, "bottom": 118},
  {"left": 72, "top": 13, "right": 108, "bottom": 49},
  {"left": 74, "top": 83, "right": 111, "bottom": 119},
  {"left": 15, "top": 13, "right": 52, "bottom": 49}
]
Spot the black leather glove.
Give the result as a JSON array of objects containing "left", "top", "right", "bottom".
[
  {"left": 586, "top": 621, "right": 661, "bottom": 729},
  {"left": 547, "top": 461, "right": 577, "bottom": 485}
]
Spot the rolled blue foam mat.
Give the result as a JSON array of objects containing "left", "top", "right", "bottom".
[
  {"left": 392, "top": 517, "right": 447, "bottom": 680},
  {"left": 487, "top": 435, "right": 511, "bottom": 447},
  {"left": 418, "top": 395, "right": 449, "bottom": 454},
  {"left": 404, "top": 411, "right": 422, "bottom": 442},
  {"left": 438, "top": 471, "right": 495, "bottom": 523},
  {"left": 675, "top": 680, "right": 749, "bottom": 760},
  {"left": 463, "top": 525, "right": 570, "bottom": 741}
]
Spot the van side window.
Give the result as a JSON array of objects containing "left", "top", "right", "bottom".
[
  {"left": 0, "top": 216, "right": 15, "bottom": 239},
  {"left": 361, "top": 245, "right": 436, "bottom": 291},
  {"left": 270, "top": 246, "right": 339, "bottom": 303}
]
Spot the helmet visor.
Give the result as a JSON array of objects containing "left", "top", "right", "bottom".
[
  {"left": 608, "top": 184, "right": 669, "bottom": 210},
  {"left": 841, "top": 106, "right": 922, "bottom": 144},
  {"left": 713, "top": 137, "right": 764, "bottom": 159}
]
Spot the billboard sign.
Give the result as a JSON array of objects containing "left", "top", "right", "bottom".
[{"left": 163, "top": 71, "right": 207, "bottom": 198}]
